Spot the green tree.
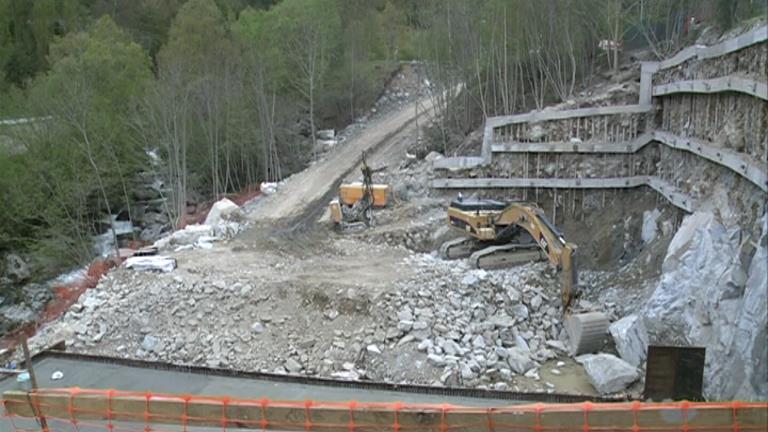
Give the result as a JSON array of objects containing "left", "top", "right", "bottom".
[
  {"left": 0, "top": 0, "right": 88, "bottom": 86},
  {"left": 260, "top": 0, "right": 342, "bottom": 159},
  {"left": 24, "top": 15, "right": 152, "bottom": 257}
]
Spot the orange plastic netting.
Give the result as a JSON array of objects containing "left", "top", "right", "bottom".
[{"left": 2, "top": 388, "right": 767, "bottom": 431}]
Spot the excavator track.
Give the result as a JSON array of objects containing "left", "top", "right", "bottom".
[
  {"left": 469, "top": 243, "right": 545, "bottom": 269},
  {"left": 438, "top": 237, "right": 480, "bottom": 259}
]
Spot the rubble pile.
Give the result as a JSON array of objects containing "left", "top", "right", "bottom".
[
  {"left": 154, "top": 199, "right": 248, "bottom": 252},
  {"left": 375, "top": 254, "right": 571, "bottom": 389}
]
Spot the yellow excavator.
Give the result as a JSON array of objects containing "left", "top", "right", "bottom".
[{"left": 439, "top": 197, "right": 578, "bottom": 310}]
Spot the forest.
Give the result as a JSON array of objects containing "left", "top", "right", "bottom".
[{"left": 0, "top": 0, "right": 763, "bottom": 277}]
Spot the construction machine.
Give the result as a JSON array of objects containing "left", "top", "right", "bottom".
[
  {"left": 439, "top": 198, "right": 579, "bottom": 310},
  {"left": 329, "top": 151, "right": 389, "bottom": 229}
]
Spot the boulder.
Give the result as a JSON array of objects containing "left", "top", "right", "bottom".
[
  {"left": 284, "top": 358, "right": 302, "bottom": 373},
  {"left": 124, "top": 256, "right": 177, "bottom": 273},
  {"left": 204, "top": 198, "right": 245, "bottom": 228},
  {"left": 577, "top": 353, "right": 639, "bottom": 395},
  {"left": 641, "top": 209, "right": 661, "bottom": 243},
  {"left": 506, "top": 347, "right": 534, "bottom": 374},
  {"left": 609, "top": 314, "right": 648, "bottom": 367},
  {"left": 159, "top": 224, "right": 215, "bottom": 248}
]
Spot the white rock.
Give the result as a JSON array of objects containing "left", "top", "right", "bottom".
[
  {"left": 284, "top": 358, "right": 302, "bottom": 373},
  {"left": 506, "top": 347, "right": 534, "bottom": 374},
  {"left": 530, "top": 295, "right": 542, "bottom": 311},
  {"left": 471, "top": 335, "right": 485, "bottom": 348},
  {"left": 165, "top": 224, "right": 214, "bottom": 247},
  {"left": 641, "top": 209, "right": 661, "bottom": 243},
  {"left": 576, "top": 353, "right": 639, "bottom": 395},
  {"left": 546, "top": 340, "right": 568, "bottom": 352},
  {"left": 366, "top": 344, "right": 382, "bottom": 355},
  {"left": 251, "top": 322, "right": 264, "bottom": 334},
  {"left": 204, "top": 198, "right": 245, "bottom": 229},
  {"left": 398, "top": 320, "right": 413, "bottom": 331},
  {"left": 259, "top": 182, "right": 277, "bottom": 195},
  {"left": 417, "top": 339, "right": 433, "bottom": 352},
  {"left": 460, "top": 363, "right": 475, "bottom": 379},
  {"left": 141, "top": 335, "right": 158, "bottom": 352},
  {"left": 609, "top": 314, "right": 648, "bottom": 367},
  {"left": 397, "top": 307, "right": 413, "bottom": 321},
  {"left": 440, "top": 339, "right": 462, "bottom": 356},
  {"left": 511, "top": 304, "right": 529, "bottom": 320},
  {"left": 427, "top": 354, "right": 446, "bottom": 367},
  {"left": 124, "top": 256, "right": 176, "bottom": 273},
  {"left": 461, "top": 273, "right": 479, "bottom": 286}
]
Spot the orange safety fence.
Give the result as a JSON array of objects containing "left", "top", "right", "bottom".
[{"left": 2, "top": 388, "right": 767, "bottom": 432}]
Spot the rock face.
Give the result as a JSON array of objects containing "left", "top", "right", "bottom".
[
  {"left": 609, "top": 314, "right": 648, "bottom": 367},
  {"left": 577, "top": 353, "right": 639, "bottom": 395},
  {"left": 642, "top": 212, "right": 768, "bottom": 400}
]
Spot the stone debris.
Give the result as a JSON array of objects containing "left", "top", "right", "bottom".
[
  {"left": 506, "top": 347, "right": 535, "bottom": 374},
  {"left": 260, "top": 182, "right": 278, "bottom": 195},
  {"left": 284, "top": 358, "right": 302, "bottom": 373},
  {"left": 608, "top": 314, "right": 648, "bottom": 367},
  {"left": 124, "top": 256, "right": 177, "bottom": 273},
  {"left": 204, "top": 198, "right": 246, "bottom": 238},
  {"left": 641, "top": 209, "right": 661, "bottom": 244},
  {"left": 576, "top": 353, "right": 639, "bottom": 395},
  {"left": 369, "top": 254, "right": 568, "bottom": 387}
]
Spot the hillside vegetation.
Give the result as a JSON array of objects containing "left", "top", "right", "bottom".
[{"left": 0, "top": 0, "right": 763, "bottom": 275}]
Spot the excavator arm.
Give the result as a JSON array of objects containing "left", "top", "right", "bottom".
[
  {"left": 491, "top": 204, "right": 579, "bottom": 310},
  {"left": 443, "top": 199, "right": 579, "bottom": 311}
]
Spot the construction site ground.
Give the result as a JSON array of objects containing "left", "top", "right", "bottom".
[{"left": 18, "top": 92, "right": 656, "bottom": 400}]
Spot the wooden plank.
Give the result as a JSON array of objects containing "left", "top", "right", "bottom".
[{"left": 5, "top": 390, "right": 768, "bottom": 431}]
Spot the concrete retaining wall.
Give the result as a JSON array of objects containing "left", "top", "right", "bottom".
[{"left": 432, "top": 26, "right": 767, "bottom": 212}]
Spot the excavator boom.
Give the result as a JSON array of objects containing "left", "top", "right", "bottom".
[{"left": 442, "top": 198, "right": 579, "bottom": 310}]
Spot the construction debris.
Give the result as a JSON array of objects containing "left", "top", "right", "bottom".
[
  {"left": 576, "top": 353, "right": 639, "bottom": 395},
  {"left": 124, "top": 256, "right": 177, "bottom": 273},
  {"left": 609, "top": 314, "right": 648, "bottom": 367},
  {"left": 565, "top": 312, "right": 609, "bottom": 355}
]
